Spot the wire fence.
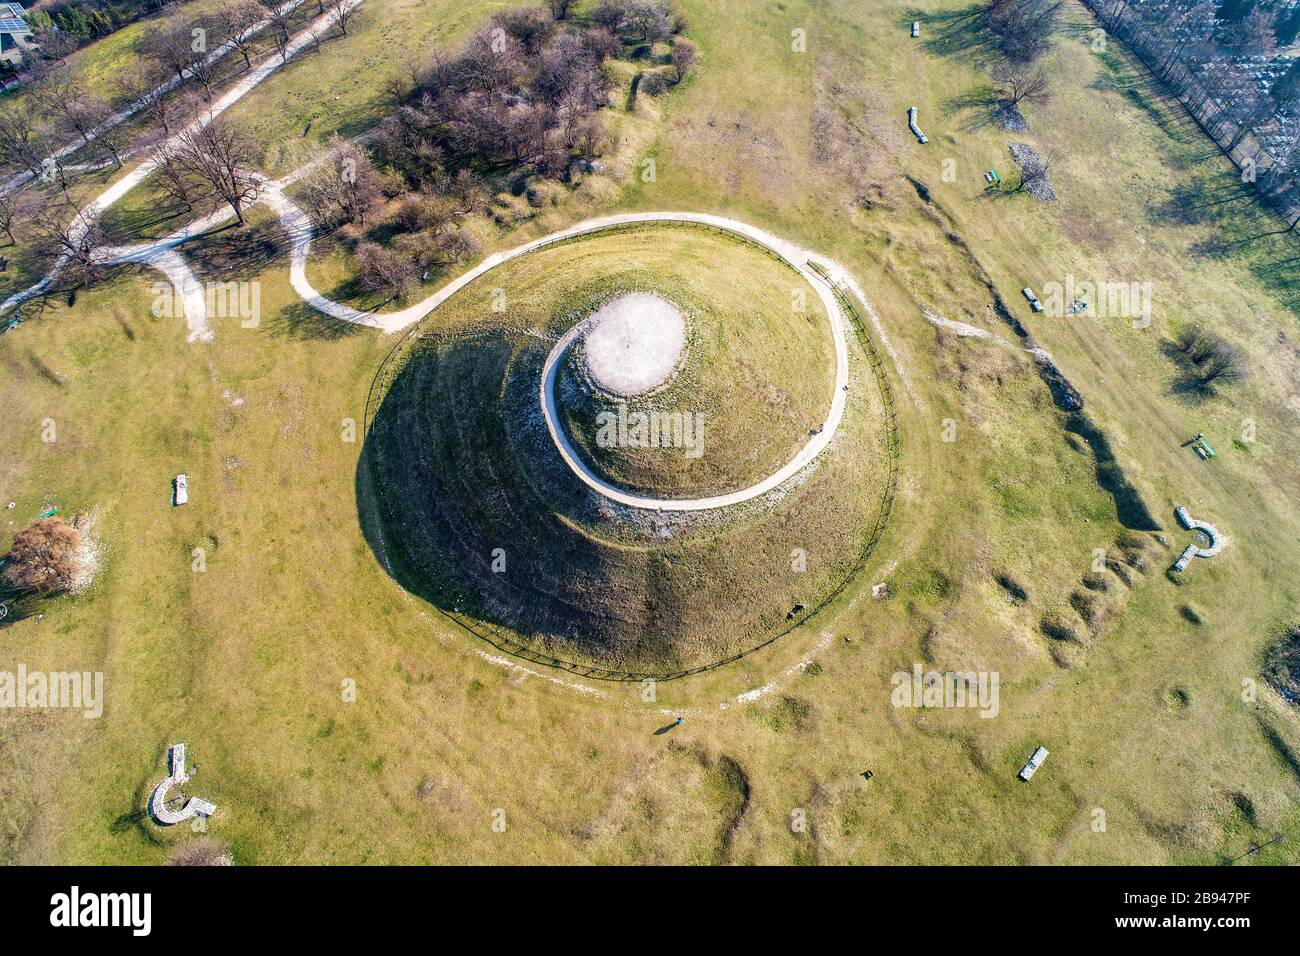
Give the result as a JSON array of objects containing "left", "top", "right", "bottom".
[{"left": 360, "top": 230, "right": 902, "bottom": 683}]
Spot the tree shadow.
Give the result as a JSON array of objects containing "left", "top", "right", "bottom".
[
  {"left": 943, "top": 83, "right": 1009, "bottom": 132},
  {"left": 0, "top": 579, "right": 39, "bottom": 630},
  {"left": 1157, "top": 338, "right": 1216, "bottom": 405},
  {"left": 917, "top": 4, "right": 1001, "bottom": 67},
  {"left": 263, "top": 300, "right": 368, "bottom": 341},
  {"left": 182, "top": 218, "right": 287, "bottom": 284}
]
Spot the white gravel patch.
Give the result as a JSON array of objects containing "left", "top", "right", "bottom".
[{"left": 581, "top": 293, "right": 686, "bottom": 396}]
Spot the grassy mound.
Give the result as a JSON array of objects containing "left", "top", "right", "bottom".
[
  {"left": 362, "top": 223, "right": 891, "bottom": 676},
  {"left": 549, "top": 228, "right": 834, "bottom": 497}
]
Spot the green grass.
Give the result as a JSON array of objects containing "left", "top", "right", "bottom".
[{"left": 0, "top": 0, "right": 1298, "bottom": 865}]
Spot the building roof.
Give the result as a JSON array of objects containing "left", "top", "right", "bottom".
[{"left": 0, "top": 3, "right": 27, "bottom": 34}]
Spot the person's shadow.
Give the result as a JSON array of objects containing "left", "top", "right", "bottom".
[{"left": 653, "top": 721, "right": 680, "bottom": 736}]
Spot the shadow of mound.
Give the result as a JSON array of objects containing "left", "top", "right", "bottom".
[
  {"left": 355, "top": 323, "right": 888, "bottom": 679},
  {"left": 1064, "top": 412, "right": 1162, "bottom": 531}
]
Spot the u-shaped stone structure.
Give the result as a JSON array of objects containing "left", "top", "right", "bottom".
[
  {"left": 148, "top": 743, "right": 217, "bottom": 826},
  {"left": 1171, "top": 506, "right": 1226, "bottom": 572}
]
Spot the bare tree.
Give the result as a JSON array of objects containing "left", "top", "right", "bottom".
[
  {"left": 31, "top": 26, "right": 79, "bottom": 61},
  {"left": 491, "top": 6, "right": 555, "bottom": 54},
  {"left": 150, "top": 142, "right": 207, "bottom": 213},
  {"left": 137, "top": 19, "right": 201, "bottom": 84},
  {"left": 996, "top": 63, "right": 1050, "bottom": 108},
  {"left": 0, "top": 108, "right": 46, "bottom": 176},
  {"left": 327, "top": 0, "right": 359, "bottom": 37},
  {"left": 295, "top": 136, "right": 383, "bottom": 226},
  {"left": 182, "top": 21, "right": 226, "bottom": 100},
  {"left": 354, "top": 240, "right": 417, "bottom": 301},
  {"left": 32, "top": 201, "right": 106, "bottom": 282},
  {"left": 267, "top": 5, "right": 294, "bottom": 61},
  {"left": 983, "top": 0, "right": 1062, "bottom": 63},
  {"left": 306, "top": 23, "right": 325, "bottom": 54},
  {"left": 34, "top": 68, "right": 96, "bottom": 147},
  {"left": 622, "top": 0, "right": 672, "bottom": 44},
  {"left": 82, "top": 97, "right": 129, "bottom": 167},
  {"left": 221, "top": 0, "right": 269, "bottom": 68},
  {"left": 171, "top": 118, "right": 263, "bottom": 223},
  {"left": 0, "top": 190, "right": 40, "bottom": 245},
  {"left": 1199, "top": 339, "right": 1248, "bottom": 386}
]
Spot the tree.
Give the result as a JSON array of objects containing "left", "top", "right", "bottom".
[
  {"left": 548, "top": 0, "right": 575, "bottom": 19},
  {"left": 171, "top": 118, "right": 263, "bottom": 224},
  {"left": 491, "top": 6, "right": 555, "bottom": 54},
  {"left": 622, "top": 0, "right": 672, "bottom": 44},
  {"left": 0, "top": 108, "right": 46, "bottom": 176},
  {"left": 32, "top": 24, "right": 79, "bottom": 61},
  {"left": 34, "top": 67, "right": 95, "bottom": 147},
  {"left": 0, "top": 190, "right": 40, "bottom": 244},
  {"left": 592, "top": 0, "right": 629, "bottom": 32},
  {"left": 150, "top": 142, "right": 207, "bottom": 213},
  {"left": 267, "top": 5, "right": 294, "bottom": 61},
  {"left": 295, "top": 136, "right": 383, "bottom": 226},
  {"left": 670, "top": 37, "right": 696, "bottom": 82},
  {"left": 983, "top": 0, "right": 1062, "bottom": 63},
  {"left": 32, "top": 200, "right": 106, "bottom": 282},
  {"left": 1011, "top": 146, "right": 1057, "bottom": 194},
  {"left": 995, "top": 63, "right": 1050, "bottom": 108},
  {"left": 3, "top": 517, "right": 84, "bottom": 594},
  {"left": 327, "top": 0, "right": 359, "bottom": 37},
  {"left": 82, "top": 97, "right": 128, "bottom": 167},
  {"left": 137, "top": 18, "right": 201, "bottom": 84},
  {"left": 1199, "top": 337, "right": 1248, "bottom": 386},
  {"left": 220, "top": 0, "right": 268, "bottom": 68},
  {"left": 181, "top": 20, "right": 225, "bottom": 100},
  {"left": 122, "top": 69, "right": 199, "bottom": 137}
]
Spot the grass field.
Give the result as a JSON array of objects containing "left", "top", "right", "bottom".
[{"left": 0, "top": 0, "right": 1297, "bottom": 865}]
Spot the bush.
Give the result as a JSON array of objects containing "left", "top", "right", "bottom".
[
  {"left": 638, "top": 69, "right": 670, "bottom": 96},
  {"left": 168, "top": 838, "right": 233, "bottom": 866},
  {"left": 670, "top": 37, "right": 697, "bottom": 82},
  {"left": 355, "top": 241, "right": 418, "bottom": 301},
  {"left": 3, "top": 517, "right": 83, "bottom": 594}
]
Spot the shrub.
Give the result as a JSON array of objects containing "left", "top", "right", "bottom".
[
  {"left": 638, "top": 69, "right": 670, "bottom": 96},
  {"left": 670, "top": 37, "right": 697, "bottom": 82},
  {"left": 3, "top": 517, "right": 83, "bottom": 594},
  {"left": 168, "top": 838, "right": 233, "bottom": 866}
]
